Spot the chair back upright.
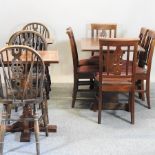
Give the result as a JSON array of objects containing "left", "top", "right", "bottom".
[
  {"left": 91, "top": 23, "right": 117, "bottom": 38},
  {"left": 8, "top": 30, "right": 47, "bottom": 51},
  {"left": 23, "top": 22, "right": 50, "bottom": 39},
  {"left": 66, "top": 27, "right": 79, "bottom": 74}
]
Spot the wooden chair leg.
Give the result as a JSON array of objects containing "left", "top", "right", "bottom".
[
  {"left": 44, "top": 100, "right": 49, "bottom": 124},
  {"left": 128, "top": 92, "right": 131, "bottom": 112},
  {"left": 141, "top": 80, "right": 145, "bottom": 101},
  {"left": 146, "top": 79, "right": 151, "bottom": 109},
  {"left": 34, "top": 112, "right": 40, "bottom": 155},
  {"left": 130, "top": 90, "right": 135, "bottom": 124},
  {"left": 98, "top": 91, "right": 102, "bottom": 124},
  {"left": 72, "top": 78, "right": 78, "bottom": 108},
  {"left": 42, "top": 101, "right": 49, "bottom": 137},
  {"left": 0, "top": 111, "right": 6, "bottom": 155},
  {"left": 137, "top": 80, "right": 145, "bottom": 101}
]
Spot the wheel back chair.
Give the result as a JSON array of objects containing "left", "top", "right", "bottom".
[
  {"left": 22, "top": 22, "right": 50, "bottom": 41},
  {"left": 0, "top": 45, "right": 49, "bottom": 155},
  {"left": 8, "top": 30, "right": 51, "bottom": 99}
]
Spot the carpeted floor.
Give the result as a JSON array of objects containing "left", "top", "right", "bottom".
[{"left": 1, "top": 83, "right": 155, "bottom": 155}]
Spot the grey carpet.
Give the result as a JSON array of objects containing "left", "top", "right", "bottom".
[{"left": 1, "top": 83, "right": 155, "bottom": 155}]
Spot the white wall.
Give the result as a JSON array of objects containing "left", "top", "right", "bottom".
[{"left": 0, "top": 0, "right": 155, "bottom": 83}]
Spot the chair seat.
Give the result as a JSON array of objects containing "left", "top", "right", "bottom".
[
  {"left": 95, "top": 74, "right": 132, "bottom": 91},
  {"left": 79, "top": 56, "right": 99, "bottom": 66},
  {"left": 77, "top": 65, "right": 98, "bottom": 79},
  {"left": 78, "top": 65, "right": 98, "bottom": 74}
]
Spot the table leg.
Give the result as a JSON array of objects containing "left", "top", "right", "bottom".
[{"left": 0, "top": 104, "right": 57, "bottom": 142}]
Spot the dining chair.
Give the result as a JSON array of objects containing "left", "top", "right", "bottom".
[
  {"left": 96, "top": 38, "right": 139, "bottom": 124},
  {"left": 90, "top": 23, "right": 117, "bottom": 56},
  {"left": 135, "top": 29, "right": 155, "bottom": 109},
  {"left": 22, "top": 22, "right": 50, "bottom": 40},
  {"left": 66, "top": 27, "right": 98, "bottom": 108},
  {"left": 8, "top": 30, "right": 51, "bottom": 99},
  {"left": 0, "top": 45, "right": 48, "bottom": 155}
]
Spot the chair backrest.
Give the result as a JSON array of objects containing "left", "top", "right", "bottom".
[
  {"left": 139, "top": 29, "right": 155, "bottom": 71},
  {"left": 138, "top": 27, "right": 149, "bottom": 48},
  {"left": 99, "top": 38, "right": 139, "bottom": 84},
  {"left": 66, "top": 27, "right": 79, "bottom": 73},
  {"left": 0, "top": 45, "right": 45, "bottom": 105},
  {"left": 91, "top": 23, "right": 117, "bottom": 38},
  {"left": 8, "top": 30, "right": 47, "bottom": 51},
  {"left": 23, "top": 22, "right": 50, "bottom": 39}
]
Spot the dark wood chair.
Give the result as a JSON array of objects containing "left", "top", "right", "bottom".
[
  {"left": 0, "top": 45, "right": 48, "bottom": 155},
  {"left": 8, "top": 30, "right": 51, "bottom": 99},
  {"left": 96, "top": 38, "right": 139, "bottom": 124},
  {"left": 135, "top": 29, "right": 155, "bottom": 109},
  {"left": 66, "top": 27, "right": 98, "bottom": 108},
  {"left": 91, "top": 23, "right": 117, "bottom": 56},
  {"left": 22, "top": 22, "right": 50, "bottom": 42}
]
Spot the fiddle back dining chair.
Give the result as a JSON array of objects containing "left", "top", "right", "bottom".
[
  {"left": 66, "top": 27, "right": 98, "bottom": 108},
  {"left": 8, "top": 30, "right": 51, "bottom": 99},
  {"left": 0, "top": 45, "right": 48, "bottom": 155},
  {"left": 135, "top": 29, "right": 155, "bottom": 109},
  {"left": 91, "top": 23, "right": 117, "bottom": 56},
  {"left": 96, "top": 38, "right": 139, "bottom": 124}
]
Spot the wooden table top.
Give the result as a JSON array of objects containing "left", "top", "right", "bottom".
[
  {"left": 2, "top": 50, "right": 59, "bottom": 64},
  {"left": 38, "top": 50, "right": 59, "bottom": 63},
  {"left": 80, "top": 38, "right": 145, "bottom": 52}
]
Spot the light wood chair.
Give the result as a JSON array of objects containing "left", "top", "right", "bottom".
[
  {"left": 96, "top": 38, "right": 139, "bottom": 124},
  {"left": 8, "top": 30, "right": 51, "bottom": 99},
  {"left": 22, "top": 22, "right": 53, "bottom": 44},
  {"left": 0, "top": 45, "right": 48, "bottom": 155}
]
